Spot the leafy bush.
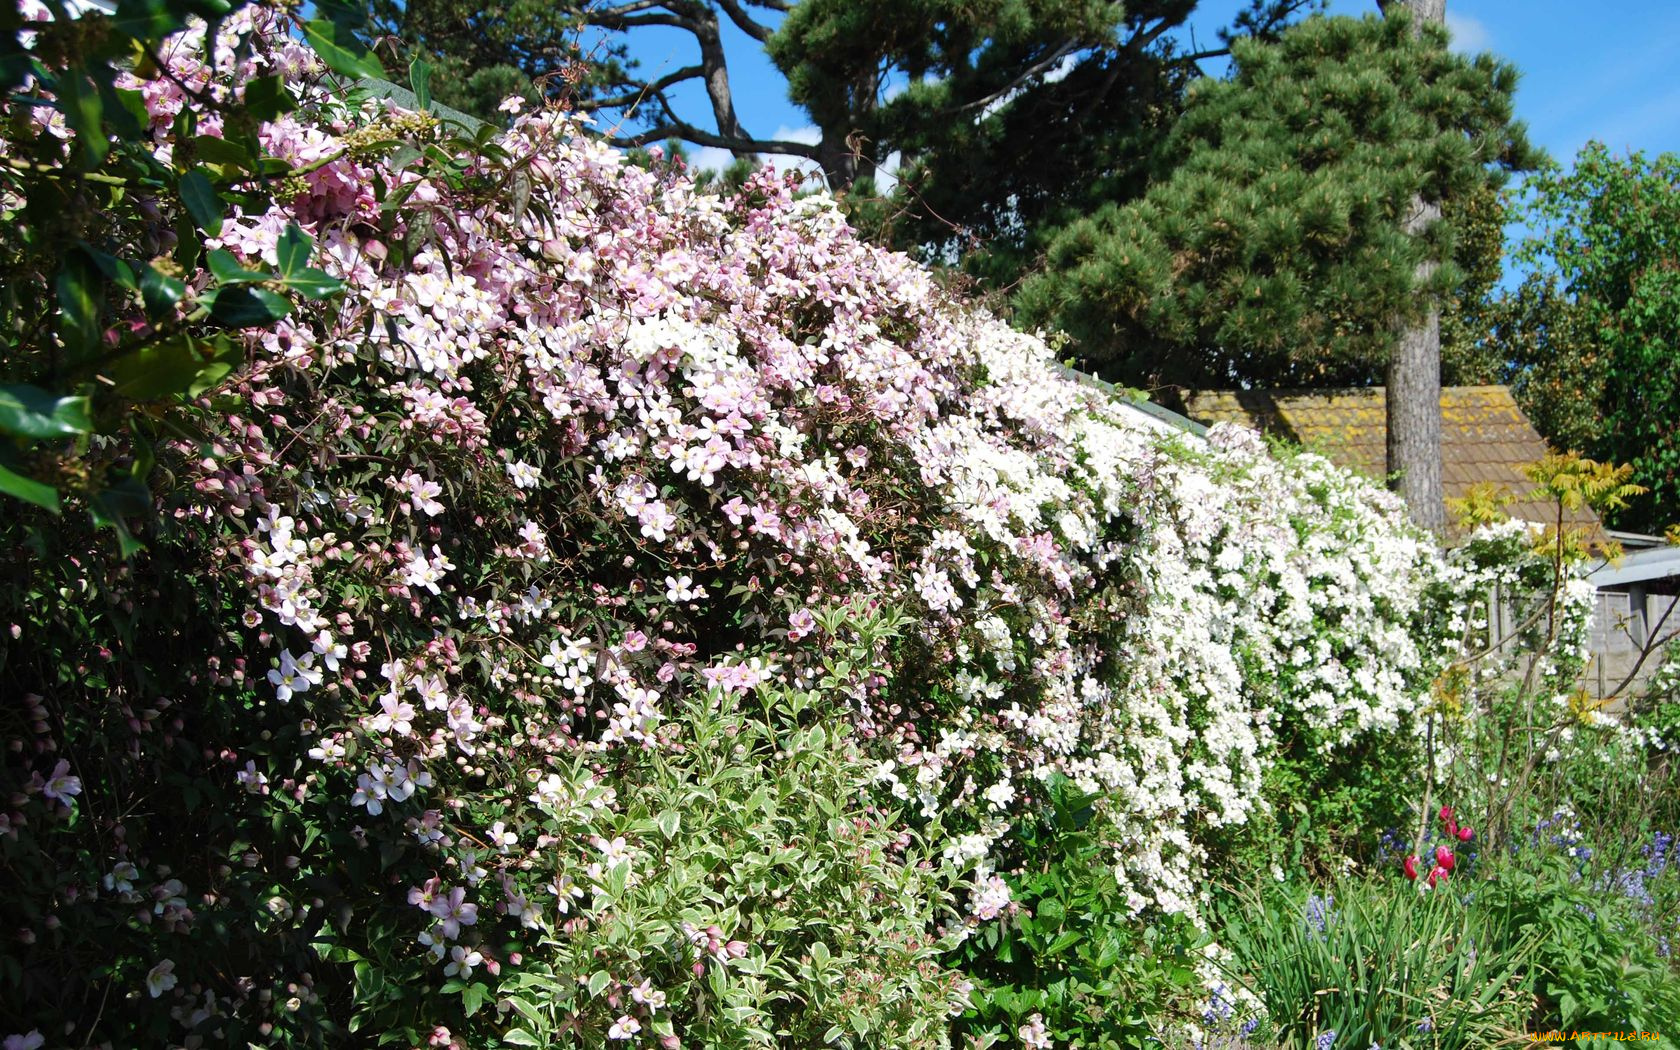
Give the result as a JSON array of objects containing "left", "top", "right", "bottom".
[
  {"left": 1483, "top": 856, "right": 1680, "bottom": 1038},
  {"left": 948, "top": 775, "right": 1203, "bottom": 1049},
  {"left": 463, "top": 666, "right": 969, "bottom": 1049}
]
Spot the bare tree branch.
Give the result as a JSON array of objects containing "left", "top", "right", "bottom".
[
  {"left": 588, "top": 12, "right": 701, "bottom": 32},
  {"left": 588, "top": 0, "right": 670, "bottom": 18},
  {"left": 713, "top": 0, "right": 778, "bottom": 42},
  {"left": 947, "top": 41, "right": 1081, "bottom": 115},
  {"left": 605, "top": 117, "right": 819, "bottom": 158},
  {"left": 588, "top": 64, "right": 706, "bottom": 109}
]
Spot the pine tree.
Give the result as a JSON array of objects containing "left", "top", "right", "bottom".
[{"left": 1013, "top": 14, "right": 1531, "bottom": 409}]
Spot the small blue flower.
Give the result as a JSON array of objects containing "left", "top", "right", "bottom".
[
  {"left": 1416, "top": 1016, "right": 1434, "bottom": 1034},
  {"left": 1316, "top": 1030, "right": 1338, "bottom": 1050},
  {"left": 1304, "top": 893, "right": 1335, "bottom": 938}
]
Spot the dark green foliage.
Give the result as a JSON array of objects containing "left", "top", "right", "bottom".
[
  {"left": 367, "top": 0, "right": 602, "bottom": 120},
  {"left": 1248, "top": 722, "right": 1422, "bottom": 875},
  {"left": 819, "top": 1, "right": 1322, "bottom": 281},
  {"left": 0, "top": 506, "right": 361, "bottom": 1046},
  {"left": 1494, "top": 144, "right": 1680, "bottom": 532},
  {"left": 1013, "top": 13, "right": 1533, "bottom": 390},
  {"left": 1480, "top": 274, "right": 1605, "bottom": 463},
  {"left": 950, "top": 775, "right": 1204, "bottom": 1049},
  {"left": 1438, "top": 180, "right": 1514, "bottom": 387},
  {"left": 0, "top": 0, "right": 371, "bottom": 546},
  {"left": 1488, "top": 858, "right": 1680, "bottom": 1037},
  {"left": 779, "top": 0, "right": 1160, "bottom": 242}
]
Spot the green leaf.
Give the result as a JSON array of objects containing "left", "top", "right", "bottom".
[
  {"left": 55, "top": 253, "right": 101, "bottom": 358},
  {"left": 103, "top": 84, "right": 147, "bottom": 138},
  {"left": 101, "top": 334, "right": 243, "bottom": 399},
  {"left": 303, "top": 20, "right": 387, "bottom": 81},
  {"left": 113, "top": 0, "right": 188, "bottom": 41},
  {"left": 1045, "top": 930, "right": 1083, "bottom": 956},
  {"left": 82, "top": 248, "right": 137, "bottom": 291},
  {"left": 179, "top": 169, "right": 223, "bottom": 237},
  {"left": 194, "top": 134, "right": 254, "bottom": 171},
  {"left": 0, "top": 462, "right": 60, "bottom": 513},
  {"left": 0, "top": 385, "right": 93, "bottom": 439},
  {"left": 587, "top": 970, "right": 611, "bottom": 996},
  {"left": 461, "top": 982, "right": 488, "bottom": 1017},
  {"left": 656, "top": 809, "right": 681, "bottom": 839},
  {"left": 206, "top": 249, "right": 266, "bottom": 285},
  {"left": 276, "top": 224, "right": 312, "bottom": 276},
  {"left": 242, "top": 75, "right": 294, "bottom": 122},
  {"left": 281, "top": 268, "right": 346, "bottom": 300},
  {"left": 205, "top": 286, "right": 291, "bottom": 328},
  {"left": 411, "top": 57, "right": 432, "bottom": 112},
  {"left": 54, "top": 71, "right": 108, "bottom": 166},
  {"left": 138, "top": 264, "right": 187, "bottom": 319},
  {"left": 502, "top": 1030, "right": 542, "bottom": 1047}
]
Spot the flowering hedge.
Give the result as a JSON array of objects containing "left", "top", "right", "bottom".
[{"left": 2, "top": 8, "right": 1469, "bottom": 1047}]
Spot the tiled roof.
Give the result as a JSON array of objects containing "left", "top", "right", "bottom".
[{"left": 1182, "top": 385, "right": 1603, "bottom": 537}]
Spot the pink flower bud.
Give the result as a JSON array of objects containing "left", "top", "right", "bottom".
[
  {"left": 1435, "top": 846, "right": 1455, "bottom": 872},
  {"left": 1403, "top": 854, "right": 1419, "bottom": 880},
  {"left": 1457, "top": 826, "right": 1473, "bottom": 842}
]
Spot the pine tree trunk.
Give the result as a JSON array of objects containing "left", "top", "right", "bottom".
[
  {"left": 1384, "top": 0, "right": 1447, "bottom": 533},
  {"left": 1387, "top": 200, "right": 1445, "bottom": 532}
]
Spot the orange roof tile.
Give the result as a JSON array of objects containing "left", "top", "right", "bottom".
[{"left": 1181, "top": 386, "right": 1604, "bottom": 538}]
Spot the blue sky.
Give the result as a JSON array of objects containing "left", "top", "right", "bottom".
[{"left": 626, "top": 1, "right": 1680, "bottom": 179}]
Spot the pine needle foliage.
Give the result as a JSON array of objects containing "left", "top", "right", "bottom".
[{"left": 1014, "top": 12, "right": 1534, "bottom": 389}]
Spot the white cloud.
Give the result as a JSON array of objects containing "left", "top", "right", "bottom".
[
  {"left": 1043, "top": 53, "right": 1079, "bottom": 85},
  {"left": 687, "top": 146, "right": 737, "bottom": 174},
  {"left": 764, "top": 124, "right": 825, "bottom": 182},
  {"left": 871, "top": 150, "right": 902, "bottom": 193},
  {"left": 769, "top": 123, "right": 822, "bottom": 146},
  {"left": 1445, "top": 12, "right": 1490, "bottom": 54}
]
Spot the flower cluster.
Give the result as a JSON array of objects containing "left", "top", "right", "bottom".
[{"left": 1402, "top": 806, "right": 1472, "bottom": 888}]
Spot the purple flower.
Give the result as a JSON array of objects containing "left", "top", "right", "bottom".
[
  {"left": 427, "top": 886, "right": 479, "bottom": 938},
  {"left": 41, "top": 759, "right": 82, "bottom": 805},
  {"left": 1304, "top": 893, "right": 1334, "bottom": 937}
]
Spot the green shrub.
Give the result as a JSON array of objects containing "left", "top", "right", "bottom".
[
  {"left": 1481, "top": 857, "right": 1680, "bottom": 1041},
  {"left": 475, "top": 681, "right": 968, "bottom": 1048},
  {"left": 948, "top": 775, "right": 1204, "bottom": 1049}
]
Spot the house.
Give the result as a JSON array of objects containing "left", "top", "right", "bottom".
[{"left": 1177, "top": 385, "right": 1602, "bottom": 539}]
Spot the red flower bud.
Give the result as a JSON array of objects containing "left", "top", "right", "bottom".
[
  {"left": 1403, "top": 854, "right": 1419, "bottom": 880},
  {"left": 1427, "top": 865, "right": 1447, "bottom": 888},
  {"left": 1457, "top": 826, "right": 1473, "bottom": 842},
  {"left": 1435, "top": 846, "right": 1456, "bottom": 872},
  {"left": 1438, "top": 805, "right": 1453, "bottom": 824}
]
